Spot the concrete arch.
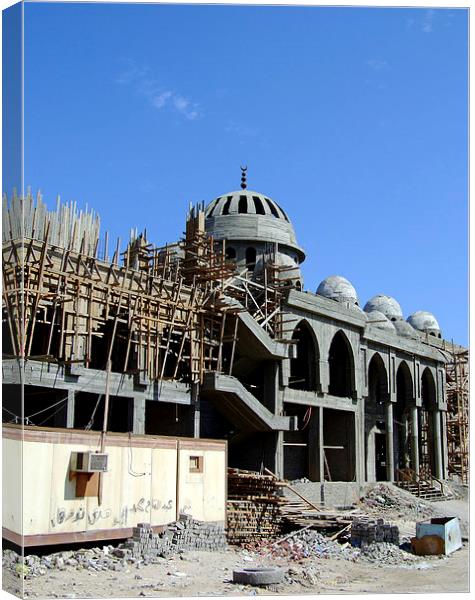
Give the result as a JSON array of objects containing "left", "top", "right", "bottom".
[
  {"left": 367, "top": 352, "right": 389, "bottom": 403},
  {"left": 289, "top": 319, "right": 320, "bottom": 392},
  {"left": 421, "top": 367, "right": 437, "bottom": 410},
  {"left": 328, "top": 329, "right": 356, "bottom": 398},
  {"left": 396, "top": 360, "right": 414, "bottom": 406},
  {"left": 365, "top": 352, "right": 391, "bottom": 482},
  {"left": 394, "top": 361, "right": 414, "bottom": 472},
  {"left": 419, "top": 367, "right": 438, "bottom": 476}
]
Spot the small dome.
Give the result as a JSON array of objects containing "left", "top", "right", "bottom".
[
  {"left": 364, "top": 295, "right": 403, "bottom": 321},
  {"left": 316, "top": 275, "right": 359, "bottom": 306},
  {"left": 393, "top": 320, "right": 417, "bottom": 339},
  {"left": 407, "top": 311, "right": 442, "bottom": 337},
  {"left": 365, "top": 310, "right": 396, "bottom": 332}
]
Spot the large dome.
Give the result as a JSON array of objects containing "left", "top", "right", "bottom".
[
  {"left": 316, "top": 275, "right": 359, "bottom": 306},
  {"left": 364, "top": 295, "right": 403, "bottom": 321},
  {"left": 204, "top": 189, "right": 305, "bottom": 262}
]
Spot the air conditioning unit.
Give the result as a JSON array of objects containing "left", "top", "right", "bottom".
[{"left": 73, "top": 451, "right": 109, "bottom": 473}]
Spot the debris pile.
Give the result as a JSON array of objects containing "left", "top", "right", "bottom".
[
  {"left": 351, "top": 517, "right": 399, "bottom": 547},
  {"left": 356, "top": 542, "right": 434, "bottom": 567},
  {"left": 240, "top": 526, "right": 438, "bottom": 570},
  {"left": 227, "top": 469, "right": 284, "bottom": 544},
  {"left": 121, "top": 516, "right": 227, "bottom": 558},
  {"left": 3, "top": 546, "right": 131, "bottom": 579},
  {"left": 243, "top": 529, "right": 347, "bottom": 561},
  {"left": 359, "top": 484, "right": 434, "bottom": 519},
  {"left": 3, "top": 517, "right": 226, "bottom": 580}
]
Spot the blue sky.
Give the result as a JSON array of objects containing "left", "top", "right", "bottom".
[{"left": 17, "top": 2, "right": 469, "bottom": 344}]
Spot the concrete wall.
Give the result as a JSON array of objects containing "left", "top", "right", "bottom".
[{"left": 2, "top": 425, "right": 226, "bottom": 545}]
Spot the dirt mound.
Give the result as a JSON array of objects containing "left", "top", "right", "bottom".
[{"left": 359, "top": 484, "right": 435, "bottom": 520}]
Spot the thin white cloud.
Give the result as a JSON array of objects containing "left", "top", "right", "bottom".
[
  {"left": 116, "top": 59, "right": 202, "bottom": 120},
  {"left": 422, "top": 9, "right": 435, "bottom": 33},
  {"left": 366, "top": 59, "right": 389, "bottom": 71},
  {"left": 152, "top": 91, "right": 173, "bottom": 109},
  {"left": 116, "top": 60, "right": 151, "bottom": 85},
  {"left": 173, "top": 95, "right": 200, "bottom": 120}
]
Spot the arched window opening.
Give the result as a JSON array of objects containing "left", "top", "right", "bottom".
[
  {"left": 295, "top": 280, "right": 302, "bottom": 291},
  {"left": 207, "top": 198, "right": 220, "bottom": 218},
  {"left": 419, "top": 368, "right": 437, "bottom": 477},
  {"left": 265, "top": 198, "right": 280, "bottom": 218},
  {"left": 395, "top": 362, "right": 413, "bottom": 471},
  {"left": 245, "top": 247, "right": 256, "bottom": 271},
  {"left": 368, "top": 354, "right": 388, "bottom": 406},
  {"left": 222, "top": 196, "right": 232, "bottom": 215},
  {"left": 274, "top": 201, "right": 290, "bottom": 222},
  {"left": 421, "top": 368, "right": 436, "bottom": 409},
  {"left": 289, "top": 321, "right": 318, "bottom": 391},
  {"left": 328, "top": 331, "right": 353, "bottom": 397},
  {"left": 226, "top": 246, "right": 236, "bottom": 260},
  {"left": 252, "top": 196, "right": 265, "bottom": 215},
  {"left": 366, "top": 353, "right": 389, "bottom": 482},
  {"left": 238, "top": 195, "right": 248, "bottom": 214}
]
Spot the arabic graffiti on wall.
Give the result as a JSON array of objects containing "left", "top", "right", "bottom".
[{"left": 50, "top": 497, "right": 174, "bottom": 529}]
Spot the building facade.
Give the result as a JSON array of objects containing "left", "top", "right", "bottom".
[{"left": 2, "top": 180, "right": 464, "bottom": 488}]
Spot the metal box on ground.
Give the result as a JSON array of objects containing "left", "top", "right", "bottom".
[{"left": 415, "top": 517, "right": 462, "bottom": 555}]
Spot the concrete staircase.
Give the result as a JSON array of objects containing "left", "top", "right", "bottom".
[
  {"left": 395, "top": 480, "right": 447, "bottom": 501},
  {"left": 394, "top": 468, "right": 451, "bottom": 501},
  {"left": 202, "top": 372, "right": 297, "bottom": 432},
  {"left": 219, "top": 295, "right": 289, "bottom": 360}
]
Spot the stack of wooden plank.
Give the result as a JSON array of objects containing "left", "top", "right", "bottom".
[
  {"left": 226, "top": 468, "right": 285, "bottom": 544},
  {"left": 280, "top": 497, "right": 365, "bottom": 530},
  {"left": 226, "top": 468, "right": 367, "bottom": 544}
]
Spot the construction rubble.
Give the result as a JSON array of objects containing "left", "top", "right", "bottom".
[{"left": 4, "top": 479, "right": 464, "bottom": 588}]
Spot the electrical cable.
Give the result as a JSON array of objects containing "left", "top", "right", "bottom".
[
  {"left": 127, "top": 433, "right": 147, "bottom": 477},
  {"left": 26, "top": 395, "right": 68, "bottom": 419},
  {"left": 85, "top": 394, "right": 103, "bottom": 430},
  {"left": 2, "top": 406, "right": 20, "bottom": 419}
]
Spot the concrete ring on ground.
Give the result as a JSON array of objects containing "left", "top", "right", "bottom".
[{"left": 233, "top": 567, "right": 284, "bottom": 586}]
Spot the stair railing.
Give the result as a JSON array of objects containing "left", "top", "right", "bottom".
[{"left": 396, "top": 467, "right": 444, "bottom": 497}]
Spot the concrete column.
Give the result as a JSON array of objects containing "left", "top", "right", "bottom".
[
  {"left": 281, "top": 358, "right": 290, "bottom": 387},
  {"left": 410, "top": 406, "right": 419, "bottom": 475},
  {"left": 191, "top": 383, "right": 200, "bottom": 438},
  {"left": 132, "top": 397, "right": 145, "bottom": 434},
  {"left": 264, "top": 362, "right": 279, "bottom": 413},
  {"left": 66, "top": 389, "right": 75, "bottom": 428},
  {"left": 308, "top": 408, "right": 319, "bottom": 481},
  {"left": 274, "top": 431, "right": 284, "bottom": 479},
  {"left": 319, "top": 360, "right": 329, "bottom": 394},
  {"left": 402, "top": 413, "right": 410, "bottom": 468},
  {"left": 262, "top": 361, "right": 283, "bottom": 476},
  {"left": 385, "top": 402, "right": 394, "bottom": 482},
  {"left": 319, "top": 406, "right": 325, "bottom": 482},
  {"left": 441, "top": 411, "right": 448, "bottom": 479},
  {"left": 360, "top": 397, "right": 367, "bottom": 483},
  {"left": 432, "top": 409, "right": 444, "bottom": 480}
]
